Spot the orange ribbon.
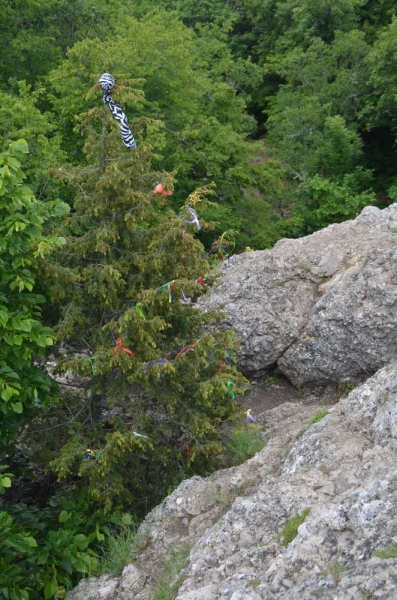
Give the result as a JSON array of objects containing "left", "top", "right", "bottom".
[
  {"left": 176, "top": 342, "right": 197, "bottom": 359},
  {"left": 114, "top": 337, "right": 134, "bottom": 358}
]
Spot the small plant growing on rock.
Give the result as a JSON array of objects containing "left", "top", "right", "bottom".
[
  {"left": 329, "top": 562, "right": 347, "bottom": 584},
  {"left": 338, "top": 381, "right": 355, "bottom": 396},
  {"left": 308, "top": 409, "right": 329, "bottom": 425},
  {"left": 373, "top": 545, "right": 397, "bottom": 559},
  {"left": 279, "top": 508, "right": 310, "bottom": 546},
  {"left": 152, "top": 543, "right": 191, "bottom": 600},
  {"left": 96, "top": 522, "right": 143, "bottom": 576},
  {"left": 296, "top": 385, "right": 308, "bottom": 399},
  {"left": 225, "top": 425, "right": 265, "bottom": 466},
  {"left": 262, "top": 373, "right": 285, "bottom": 388}
]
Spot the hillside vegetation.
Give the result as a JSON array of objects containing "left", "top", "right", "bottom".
[{"left": 1, "top": 1, "right": 397, "bottom": 597}]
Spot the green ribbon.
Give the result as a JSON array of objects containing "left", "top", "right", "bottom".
[
  {"left": 180, "top": 316, "right": 190, "bottom": 330},
  {"left": 227, "top": 381, "right": 236, "bottom": 399},
  {"left": 88, "top": 358, "right": 96, "bottom": 375},
  {"left": 136, "top": 302, "right": 146, "bottom": 320}
]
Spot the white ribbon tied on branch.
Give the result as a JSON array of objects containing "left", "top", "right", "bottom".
[{"left": 99, "top": 73, "right": 137, "bottom": 150}]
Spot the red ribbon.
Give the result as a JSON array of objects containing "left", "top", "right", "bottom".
[
  {"left": 182, "top": 443, "right": 190, "bottom": 464},
  {"left": 114, "top": 337, "right": 134, "bottom": 358}
]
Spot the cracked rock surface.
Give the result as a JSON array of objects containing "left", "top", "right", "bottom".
[
  {"left": 200, "top": 204, "right": 397, "bottom": 385},
  {"left": 69, "top": 363, "right": 397, "bottom": 600}
]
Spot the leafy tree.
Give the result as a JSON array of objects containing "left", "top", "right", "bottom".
[
  {"left": 365, "top": 17, "right": 397, "bottom": 129},
  {"left": 0, "top": 141, "right": 105, "bottom": 600},
  {"left": 0, "top": 0, "right": 118, "bottom": 88},
  {"left": 0, "top": 139, "right": 68, "bottom": 450},
  {"left": 0, "top": 83, "right": 65, "bottom": 198},
  {"left": 241, "top": 0, "right": 363, "bottom": 60},
  {"left": 46, "top": 11, "right": 280, "bottom": 249}
]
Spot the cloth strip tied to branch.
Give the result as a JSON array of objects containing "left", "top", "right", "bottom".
[
  {"left": 184, "top": 207, "right": 200, "bottom": 230},
  {"left": 135, "top": 303, "right": 146, "bottom": 319},
  {"left": 246, "top": 409, "right": 258, "bottom": 424},
  {"left": 144, "top": 358, "right": 168, "bottom": 372},
  {"left": 114, "top": 337, "right": 134, "bottom": 358},
  {"left": 99, "top": 73, "right": 137, "bottom": 150}
]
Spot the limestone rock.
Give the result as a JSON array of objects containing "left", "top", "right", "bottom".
[
  {"left": 173, "top": 362, "right": 397, "bottom": 599},
  {"left": 199, "top": 204, "right": 397, "bottom": 384},
  {"left": 68, "top": 363, "right": 397, "bottom": 599},
  {"left": 67, "top": 576, "right": 119, "bottom": 600}
]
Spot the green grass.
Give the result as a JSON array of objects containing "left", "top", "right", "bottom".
[
  {"left": 373, "top": 546, "right": 397, "bottom": 559},
  {"left": 329, "top": 563, "right": 347, "bottom": 583},
  {"left": 308, "top": 409, "right": 329, "bottom": 425},
  {"left": 337, "top": 381, "right": 355, "bottom": 395},
  {"left": 152, "top": 543, "right": 191, "bottom": 600},
  {"left": 279, "top": 508, "right": 311, "bottom": 547},
  {"left": 226, "top": 425, "right": 265, "bottom": 466},
  {"left": 96, "top": 524, "right": 142, "bottom": 576},
  {"left": 262, "top": 373, "right": 284, "bottom": 387},
  {"left": 295, "top": 385, "right": 308, "bottom": 399}
]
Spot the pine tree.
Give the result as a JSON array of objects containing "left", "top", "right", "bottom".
[{"left": 47, "top": 81, "right": 246, "bottom": 512}]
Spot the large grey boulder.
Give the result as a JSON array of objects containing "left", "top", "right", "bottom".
[{"left": 199, "top": 204, "right": 397, "bottom": 385}]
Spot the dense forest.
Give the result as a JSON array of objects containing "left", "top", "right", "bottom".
[{"left": 1, "top": 0, "right": 397, "bottom": 597}]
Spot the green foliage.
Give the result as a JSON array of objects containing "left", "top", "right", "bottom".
[
  {"left": 279, "top": 508, "right": 311, "bottom": 547},
  {"left": 262, "top": 373, "right": 285, "bottom": 388},
  {"left": 365, "top": 18, "right": 397, "bottom": 129},
  {"left": 373, "top": 545, "right": 397, "bottom": 559},
  {"left": 0, "top": 0, "right": 119, "bottom": 87},
  {"left": 225, "top": 425, "right": 265, "bottom": 466},
  {"left": 95, "top": 524, "right": 141, "bottom": 576},
  {"left": 337, "top": 381, "right": 355, "bottom": 396},
  {"left": 42, "top": 83, "right": 247, "bottom": 512},
  {"left": 298, "top": 172, "right": 375, "bottom": 231},
  {"left": 2, "top": 493, "right": 139, "bottom": 599},
  {"left": 0, "top": 510, "right": 38, "bottom": 600},
  {"left": 0, "top": 83, "right": 65, "bottom": 200},
  {"left": 0, "top": 140, "right": 69, "bottom": 447},
  {"left": 152, "top": 543, "right": 191, "bottom": 600},
  {"left": 308, "top": 409, "right": 329, "bottom": 426}
]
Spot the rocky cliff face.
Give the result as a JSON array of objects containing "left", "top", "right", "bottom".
[
  {"left": 70, "top": 364, "right": 397, "bottom": 600},
  {"left": 69, "top": 205, "right": 397, "bottom": 600},
  {"left": 200, "top": 204, "right": 397, "bottom": 386}
]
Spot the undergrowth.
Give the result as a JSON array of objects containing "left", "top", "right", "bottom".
[
  {"left": 152, "top": 543, "right": 191, "bottom": 600},
  {"left": 96, "top": 524, "right": 142, "bottom": 576},
  {"left": 225, "top": 425, "right": 265, "bottom": 466},
  {"left": 262, "top": 373, "right": 285, "bottom": 388}
]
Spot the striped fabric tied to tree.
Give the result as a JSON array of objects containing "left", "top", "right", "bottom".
[{"left": 99, "top": 72, "right": 137, "bottom": 150}]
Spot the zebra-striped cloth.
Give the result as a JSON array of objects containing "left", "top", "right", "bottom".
[{"left": 99, "top": 73, "right": 137, "bottom": 150}]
